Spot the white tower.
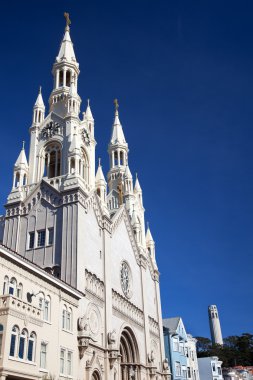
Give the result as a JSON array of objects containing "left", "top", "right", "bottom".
[{"left": 208, "top": 305, "right": 223, "bottom": 345}]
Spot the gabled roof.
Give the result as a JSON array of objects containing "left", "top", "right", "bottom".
[{"left": 163, "top": 317, "right": 181, "bottom": 333}]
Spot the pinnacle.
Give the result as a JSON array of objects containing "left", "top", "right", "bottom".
[{"left": 34, "top": 86, "right": 45, "bottom": 108}]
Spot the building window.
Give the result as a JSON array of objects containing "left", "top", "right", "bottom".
[
  {"left": 62, "top": 305, "right": 72, "bottom": 331},
  {"left": 37, "top": 230, "right": 46, "bottom": 247},
  {"left": 173, "top": 338, "right": 179, "bottom": 351},
  {"left": 67, "top": 351, "right": 73, "bottom": 376},
  {"left": 48, "top": 228, "right": 54, "bottom": 245},
  {"left": 3, "top": 275, "right": 9, "bottom": 294},
  {"left": 175, "top": 362, "right": 181, "bottom": 377},
  {"left": 60, "top": 348, "right": 65, "bottom": 374},
  {"left": 39, "top": 296, "right": 51, "bottom": 321},
  {"left": 0, "top": 324, "right": 3, "bottom": 355},
  {"left": 218, "top": 367, "right": 221, "bottom": 375},
  {"left": 9, "top": 277, "right": 17, "bottom": 295},
  {"left": 29, "top": 232, "right": 35, "bottom": 249},
  {"left": 10, "top": 325, "right": 19, "bottom": 357},
  {"left": 182, "top": 366, "right": 187, "bottom": 378},
  {"left": 27, "top": 332, "right": 36, "bottom": 362},
  {"left": 40, "top": 342, "right": 47, "bottom": 369},
  {"left": 188, "top": 367, "right": 191, "bottom": 378},
  {"left": 18, "top": 329, "right": 28, "bottom": 359},
  {"left": 212, "top": 364, "right": 216, "bottom": 372},
  {"left": 17, "top": 283, "right": 23, "bottom": 299}
]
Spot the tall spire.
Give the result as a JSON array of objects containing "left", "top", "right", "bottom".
[
  {"left": 15, "top": 142, "right": 28, "bottom": 169},
  {"left": 56, "top": 13, "right": 77, "bottom": 64},
  {"left": 86, "top": 99, "right": 94, "bottom": 121},
  {"left": 34, "top": 86, "right": 45, "bottom": 108},
  {"left": 110, "top": 99, "right": 126, "bottom": 145}
]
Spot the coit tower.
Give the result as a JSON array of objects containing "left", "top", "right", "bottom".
[{"left": 208, "top": 305, "right": 223, "bottom": 345}]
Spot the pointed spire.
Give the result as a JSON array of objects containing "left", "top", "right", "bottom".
[
  {"left": 95, "top": 158, "right": 106, "bottom": 183},
  {"left": 15, "top": 141, "right": 28, "bottom": 168},
  {"left": 124, "top": 165, "right": 132, "bottom": 179},
  {"left": 86, "top": 99, "right": 94, "bottom": 121},
  {"left": 134, "top": 173, "right": 142, "bottom": 193},
  {"left": 34, "top": 86, "right": 45, "bottom": 108},
  {"left": 146, "top": 223, "right": 154, "bottom": 243},
  {"left": 110, "top": 99, "right": 126, "bottom": 144},
  {"left": 56, "top": 13, "right": 76, "bottom": 63}
]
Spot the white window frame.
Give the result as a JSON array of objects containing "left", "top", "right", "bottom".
[{"left": 40, "top": 341, "right": 47, "bottom": 369}]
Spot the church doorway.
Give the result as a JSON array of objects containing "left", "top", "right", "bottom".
[{"left": 120, "top": 327, "right": 139, "bottom": 380}]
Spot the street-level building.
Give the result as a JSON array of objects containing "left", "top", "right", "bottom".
[
  {"left": 198, "top": 356, "right": 223, "bottom": 380},
  {"left": 0, "top": 14, "right": 171, "bottom": 380},
  {"left": 163, "top": 318, "right": 199, "bottom": 380}
]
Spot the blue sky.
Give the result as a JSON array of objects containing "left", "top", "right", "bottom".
[{"left": 1, "top": 1, "right": 253, "bottom": 339}]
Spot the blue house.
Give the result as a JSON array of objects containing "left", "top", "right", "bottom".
[{"left": 163, "top": 317, "right": 189, "bottom": 380}]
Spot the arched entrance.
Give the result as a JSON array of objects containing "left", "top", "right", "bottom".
[{"left": 120, "top": 327, "right": 139, "bottom": 380}]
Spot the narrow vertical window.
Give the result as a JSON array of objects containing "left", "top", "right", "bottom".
[
  {"left": 10, "top": 326, "right": 19, "bottom": 357},
  {"left": 60, "top": 348, "right": 65, "bottom": 374},
  {"left": 67, "top": 351, "right": 72, "bottom": 376},
  {"left": 48, "top": 228, "right": 54, "bottom": 245},
  {"left": 27, "top": 332, "right": 36, "bottom": 361},
  {"left": 3, "top": 276, "right": 9, "bottom": 294},
  {"left": 37, "top": 230, "right": 46, "bottom": 247},
  {"left": 18, "top": 329, "right": 27, "bottom": 359},
  {"left": 29, "top": 232, "right": 35, "bottom": 249},
  {"left": 0, "top": 325, "right": 3, "bottom": 356},
  {"left": 40, "top": 342, "right": 47, "bottom": 368}
]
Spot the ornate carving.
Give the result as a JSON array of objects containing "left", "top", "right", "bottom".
[
  {"left": 77, "top": 337, "right": 90, "bottom": 359},
  {"left": 41, "top": 121, "right": 60, "bottom": 139},
  {"left": 108, "top": 349, "right": 119, "bottom": 369},
  {"left": 112, "top": 289, "right": 144, "bottom": 327},
  {"left": 108, "top": 329, "right": 116, "bottom": 345},
  {"left": 82, "top": 129, "right": 90, "bottom": 146},
  {"left": 147, "top": 350, "right": 155, "bottom": 364}
]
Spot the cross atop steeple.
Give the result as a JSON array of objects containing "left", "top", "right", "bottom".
[{"left": 64, "top": 12, "right": 71, "bottom": 31}]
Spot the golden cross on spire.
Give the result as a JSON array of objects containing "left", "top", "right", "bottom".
[
  {"left": 114, "top": 98, "right": 119, "bottom": 112},
  {"left": 64, "top": 12, "right": 71, "bottom": 29}
]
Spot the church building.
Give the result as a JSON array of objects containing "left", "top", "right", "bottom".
[{"left": 0, "top": 14, "right": 171, "bottom": 380}]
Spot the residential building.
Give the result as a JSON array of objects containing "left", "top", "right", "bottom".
[
  {"left": 0, "top": 13, "right": 171, "bottom": 380},
  {"left": 198, "top": 356, "right": 223, "bottom": 380},
  {"left": 163, "top": 318, "right": 199, "bottom": 380}
]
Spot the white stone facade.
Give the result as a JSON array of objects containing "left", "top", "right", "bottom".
[
  {"left": 0, "top": 15, "right": 171, "bottom": 380},
  {"left": 186, "top": 335, "right": 200, "bottom": 380}
]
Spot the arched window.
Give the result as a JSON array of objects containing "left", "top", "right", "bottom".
[
  {"left": 23, "top": 174, "right": 27, "bottom": 186},
  {"left": 59, "top": 70, "right": 64, "bottom": 87},
  {"left": 0, "top": 324, "right": 3, "bottom": 356},
  {"left": 10, "top": 325, "right": 19, "bottom": 357},
  {"left": 3, "top": 275, "right": 9, "bottom": 294},
  {"left": 62, "top": 305, "right": 72, "bottom": 331},
  {"left": 44, "top": 143, "right": 61, "bottom": 179},
  {"left": 17, "top": 283, "right": 23, "bottom": 299},
  {"left": 9, "top": 277, "right": 17, "bottom": 296},
  {"left": 27, "top": 332, "right": 36, "bottom": 362},
  {"left": 120, "top": 327, "right": 139, "bottom": 380},
  {"left": 15, "top": 172, "right": 20, "bottom": 188},
  {"left": 66, "top": 70, "right": 71, "bottom": 87},
  {"left": 114, "top": 151, "right": 118, "bottom": 166},
  {"left": 97, "top": 188, "right": 101, "bottom": 198},
  {"left": 120, "top": 151, "right": 124, "bottom": 166},
  {"left": 80, "top": 148, "right": 89, "bottom": 183},
  {"left": 39, "top": 295, "right": 50, "bottom": 322},
  {"left": 70, "top": 157, "right": 75, "bottom": 174},
  {"left": 18, "top": 328, "right": 28, "bottom": 359}
]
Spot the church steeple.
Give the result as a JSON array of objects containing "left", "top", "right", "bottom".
[
  {"left": 107, "top": 100, "right": 129, "bottom": 193},
  {"left": 32, "top": 87, "right": 45, "bottom": 125},
  {"left": 13, "top": 142, "right": 29, "bottom": 189},
  {"left": 49, "top": 13, "right": 80, "bottom": 116}
]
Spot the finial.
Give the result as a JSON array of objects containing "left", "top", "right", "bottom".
[
  {"left": 87, "top": 98, "right": 90, "bottom": 107},
  {"left": 98, "top": 157, "right": 101, "bottom": 166},
  {"left": 136, "top": 172, "right": 138, "bottom": 179},
  {"left": 64, "top": 12, "right": 71, "bottom": 30},
  {"left": 39, "top": 86, "right": 42, "bottom": 94},
  {"left": 147, "top": 221, "right": 149, "bottom": 230},
  {"left": 22, "top": 141, "right": 25, "bottom": 150},
  {"left": 114, "top": 98, "right": 119, "bottom": 113}
]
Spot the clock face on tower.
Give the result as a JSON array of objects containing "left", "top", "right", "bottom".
[{"left": 120, "top": 262, "right": 132, "bottom": 298}]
